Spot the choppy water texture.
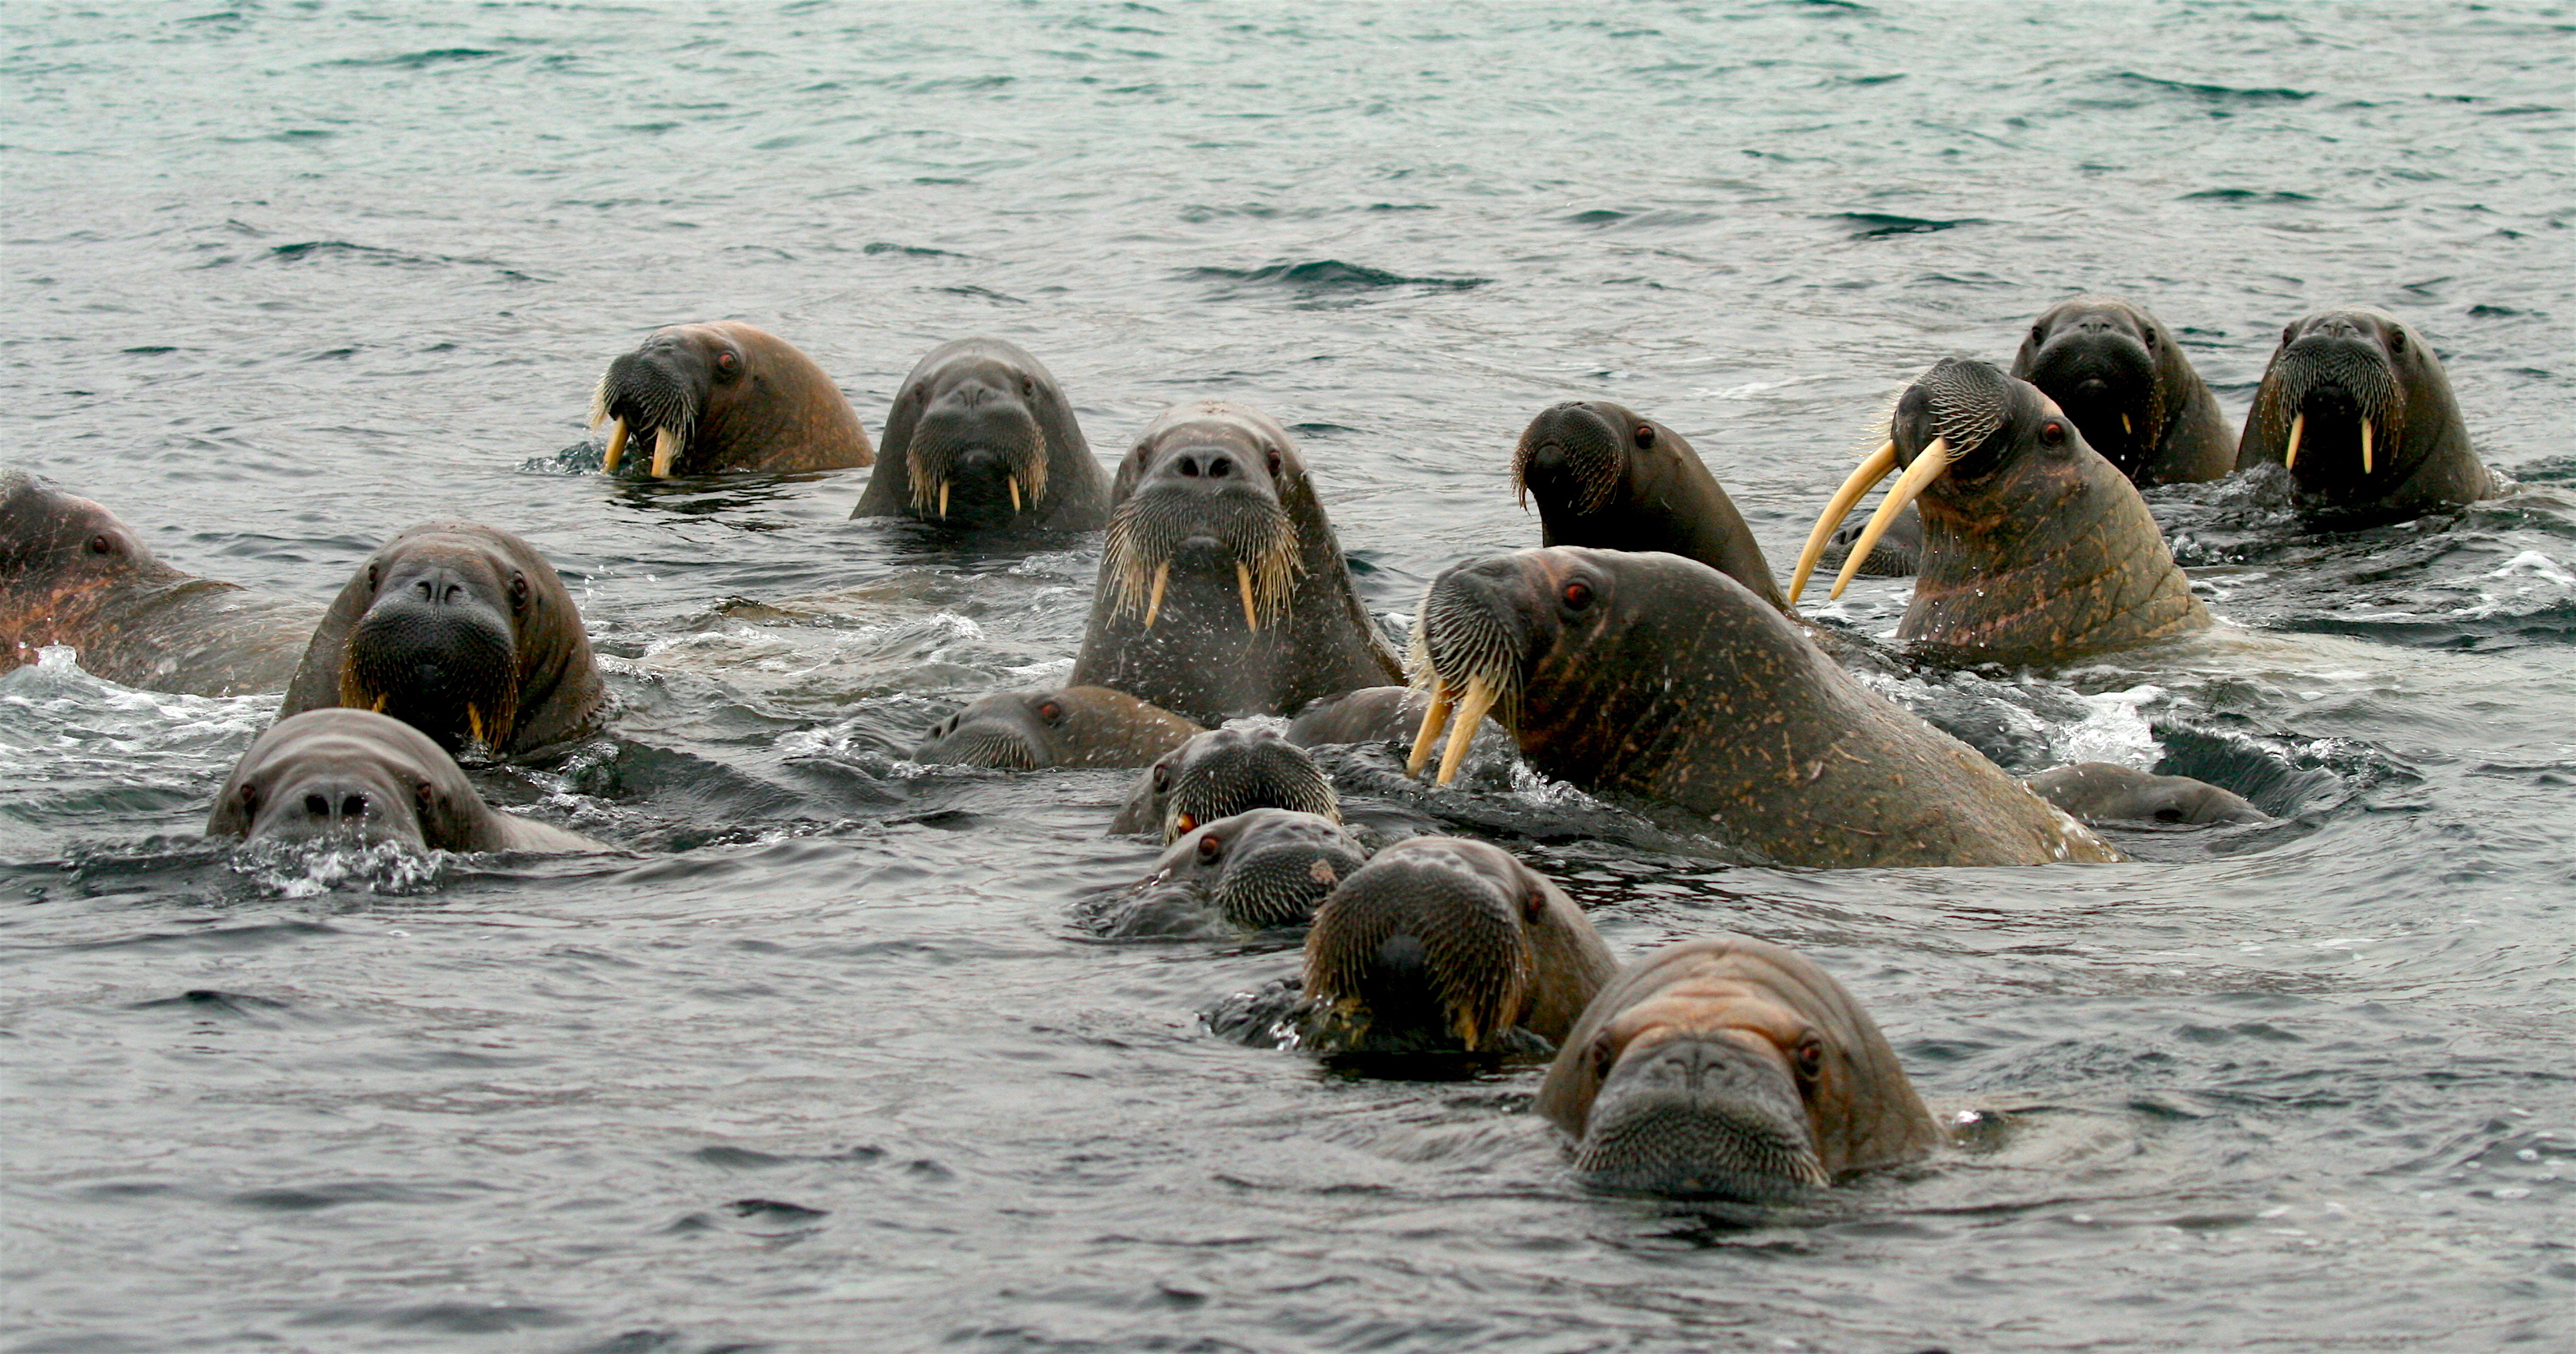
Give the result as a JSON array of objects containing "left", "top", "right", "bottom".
[{"left": 5, "top": 3, "right": 2574, "bottom": 1351}]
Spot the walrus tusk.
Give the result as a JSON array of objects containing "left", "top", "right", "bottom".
[
  {"left": 1008, "top": 475, "right": 1022, "bottom": 513},
  {"left": 1142, "top": 561, "right": 1171, "bottom": 630},
  {"left": 1790, "top": 440, "right": 1898, "bottom": 604},
  {"left": 2120, "top": 412, "right": 2132, "bottom": 436},
  {"left": 2283, "top": 411, "right": 2305, "bottom": 472},
  {"left": 601, "top": 418, "right": 629, "bottom": 474},
  {"left": 1437, "top": 674, "right": 1498, "bottom": 787},
  {"left": 938, "top": 479, "right": 951, "bottom": 520},
  {"left": 1828, "top": 436, "right": 1950, "bottom": 601},
  {"left": 650, "top": 426, "right": 682, "bottom": 479},
  {"left": 1237, "top": 561, "right": 1260, "bottom": 632},
  {"left": 370, "top": 694, "right": 389, "bottom": 714},
  {"left": 1406, "top": 678, "right": 1455, "bottom": 778},
  {"left": 468, "top": 705, "right": 486, "bottom": 748},
  {"left": 2360, "top": 417, "right": 2373, "bottom": 476}
]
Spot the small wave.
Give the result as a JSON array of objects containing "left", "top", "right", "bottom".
[
  {"left": 319, "top": 47, "right": 508, "bottom": 71},
  {"left": 1187, "top": 260, "right": 1491, "bottom": 295},
  {"left": 1826, "top": 212, "right": 1985, "bottom": 237},
  {"left": 2180, "top": 188, "right": 2317, "bottom": 205},
  {"left": 2114, "top": 73, "right": 2313, "bottom": 104}
]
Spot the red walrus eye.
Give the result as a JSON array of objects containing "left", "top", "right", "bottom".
[
  {"left": 2039, "top": 421, "right": 2067, "bottom": 448},
  {"left": 87, "top": 534, "right": 114, "bottom": 555},
  {"left": 1632, "top": 425, "right": 1655, "bottom": 450},
  {"left": 1194, "top": 831, "right": 1220, "bottom": 861},
  {"left": 1561, "top": 580, "right": 1593, "bottom": 612}
]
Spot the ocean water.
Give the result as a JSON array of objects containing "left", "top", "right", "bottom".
[{"left": 3, "top": 3, "right": 2572, "bottom": 1351}]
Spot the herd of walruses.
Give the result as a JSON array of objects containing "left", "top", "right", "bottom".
[{"left": 1, "top": 295, "right": 2503, "bottom": 1200}]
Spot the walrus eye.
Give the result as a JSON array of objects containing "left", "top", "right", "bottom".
[
  {"left": 1792, "top": 1034, "right": 1826, "bottom": 1088},
  {"left": 2142, "top": 326, "right": 2158, "bottom": 348},
  {"left": 714, "top": 350, "right": 740, "bottom": 376},
  {"left": 1021, "top": 376, "right": 1036, "bottom": 398},
  {"left": 2039, "top": 421, "right": 2067, "bottom": 448},
  {"left": 1195, "top": 831, "right": 1221, "bottom": 861},
  {"left": 1589, "top": 1035, "right": 1618, "bottom": 1080},
  {"left": 2030, "top": 324, "right": 2046, "bottom": 345},
  {"left": 1036, "top": 700, "right": 1063, "bottom": 724},
  {"left": 2388, "top": 327, "right": 2407, "bottom": 353},
  {"left": 1151, "top": 766, "right": 1173, "bottom": 794},
  {"left": 508, "top": 575, "right": 531, "bottom": 610},
  {"left": 1267, "top": 444, "right": 1282, "bottom": 478},
  {"left": 1523, "top": 886, "right": 1549, "bottom": 923},
  {"left": 239, "top": 783, "right": 260, "bottom": 813},
  {"left": 2281, "top": 323, "right": 2299, "bottom": 346},
  {"left": 1632, "top": 424, "right": 1655, "bottom": 450},
  {"left": 366, "top": 564, "right": 381, "bottom": 591},
  {"left": 86, "top": 533, "right": 114, "bottom": 555},
  {"left": 1561, "top": 580, "right": 1594, "bottom": 613}
]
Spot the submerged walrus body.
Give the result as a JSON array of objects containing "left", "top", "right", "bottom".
[
  {"left": 2237, "top": 307, "right": 2502, "bottom": 524},
  {"left": 1109, "top": 724, "right": 1338, "bottom": 841},
  {"left": 911, "top": 685, "right": 1201, "bottom": 770}
]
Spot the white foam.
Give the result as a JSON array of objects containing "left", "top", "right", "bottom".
[
  {"left": 227, "top": 838, "right": 451, "bottom": 898},
  {"left": 2060, "top": 684, "right": 2166, "bottom": 769},
  {"left": 2488, "top": 550, "right": 2574, "bottom": 586}
]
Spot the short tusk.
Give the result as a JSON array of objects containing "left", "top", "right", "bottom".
[
  {"left": 1142, "top": 561, "right": 1171, "bottom": 630},
  {"left": 937, "top": 478, "right": 951, "bottom": 520},
  {"left": 1790, "top": 441, "right": 1898, "bottom": 604},
  {"left": 2359, "top": 418, "right": 2373, "bottom": 476},
  {"left": 650, "top": 426, "right": 682, "bottom": 479},
  {"left": 1008, "top": 475, "right": 1022, "bottom": 513},
  {"left": 2283, "top": 411, "right": 2305, "bottom": 472},
  {"left": 2120, "top": 412, "right": 2132, "bottom": 436},
  {"left": 1436, "top": 675, "right": 1499, "bottom": 787},
  {"left": 1237, "top": 561, "right": 1260, "bottom": 632},
  {"left": 1828, "top": 436, "right": 1950, "bottom": 601},
  {"left": 602, "top": 418, "right": 629, "bottom": 474},
  {"left": 1405, "top": 678, "right": 1454, "bottom": 779}
]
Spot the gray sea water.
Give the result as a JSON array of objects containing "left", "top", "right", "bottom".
[{"left": 4, "top": 3, "right": 2573, "bottom": 1351}]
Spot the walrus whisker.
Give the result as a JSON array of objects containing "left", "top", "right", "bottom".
[
  {"left": 1828, "top": 436, "right": 1948, "bottom": 601},
  {"left": 1790, "top": 440, "right": 1896, "bottom": 603},
  {"left": 1143, "top": 561, "right": 1170, "bottom": 630},
  {"left": 1436, "top": 674, "right": 1498, "bottom": 787},
  {"left": 1407, "top": 678, "right": 1454, "bottom": 778},
  {"left": 2360, "top": 417, "right": 2372, "bottom": 476},
  {"left": 2283, "top": 411, "right": 2305, "bottom": 472}
]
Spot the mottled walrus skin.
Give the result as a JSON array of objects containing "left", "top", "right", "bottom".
[
  {"left": 279, "top": 522, "right": 609, "bottom": 760},
  {"left": 1512, "top": 400, "right": 1788, "bottom": 611},
  {"left": 1070, "top": 401, "right": 1401, "bottom": 724},
  {"left": 207, "top": 709, "right": 604, "bottom": 853},
  {"left": 1, "top": 469, "right": 323, "bottom": 696},
  {"left": 2236, "top": 307, "right": 2502, "bottom": 524},
  {"left": 1792, "top": 358, "right": 2208, "bottom": 667},
  {"left": 850, "top": 337, "right": 1107, "bottom": 530},
  {"left": 1408, "top": 547, "right": 2122, "bottom": 867},
  {"left": 1104, "top": 808, "right": 1371, "bottom": 938},
  {"left": 2025, "top": 762, "right": 2267, "bottom": 827},
  {"left": 1535, "top": 936, "right": 1942, "bottom": 1200},
  {"left": 591, "top": 321, "right": 875, "bottom": 477},
  {"left": 1109, "top": 724, "right": 1338, "bottom": 841},
  {"left": 911, "top": 685, "right": 1201, "bottom": 770},
  {"left": 2013, "top": 296, "right": 2236, "bottom": 487}
]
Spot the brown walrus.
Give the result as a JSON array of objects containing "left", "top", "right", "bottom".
[
  {"left": 911, "top": 685, "right": 1201, "bottom": 769},
  {"left": 1, "top": 468, "right": 323, "bottom": 696},
  {"left": 1534, "top": 936, "right": 1943, "bottom": 1200},
  {"left": 1104, "top": 808, "right": 1371, "bottom": 938},
  {"left": 850, "top": 337, "right": 1107, "bottom": 529},
  {"left": 1297, "top": 836, "right": 1618, "bottom": 1057},
  {"left": 208, "top": 708, "right": 604, "bottom": 852},
  {"left": 2013, "top": 296, "right": 2235, "bottom": 486},
  {"left": 278, "top": 522, "right": 609, "bottom": 759},
  {"left": 1405, "top": 547, "right": 2123, "bottom": 867},
  {"left": 1069, "top": 401, "right": 1402, "bottom": 724},
  {"left": 1510, "top": 400, "right": 1788, "bottom": 611},
  {"left": 1790, "top": 358, "right": 2208, "bottom": 667},
  {"left": 2236, "top": 307, "right": 2503, "bottom": 523},
  {"left": 589, "top": 321, "right": 874, "bottom": 477},
  {"left": 1109, "top": 724, "right": 1339, "bottom": 840}
]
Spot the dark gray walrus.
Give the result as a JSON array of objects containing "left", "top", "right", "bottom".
[
  {"left": 2025, "top": 762, "right": 2267, "bottom": 827},
  {"left": 1790, "top": 358, "right": 2208, "bottom": 667},
  {"left": 912, "top": 685, "right": 1201, "bottom": 769},
  {"left": 2, "top": 470, "right": 323, "bottom": 696},
  {"left": 1109, "top": 724, "right": 1338, "bottom": 840},
  {"left": 1406, "top": 547, "right": 2123, "bottom": 867},
  {"left": 1102, "top": 808, "right": 1371, "bottom": 938},
  {"left": 850, "top": 337, "right": 1107, "bottom": 530},
  {"left": 1070, "top": 401, "right": 1403, "bottom": 724},
  {"left": 279, "top": 522, "right": 609, "bottom": 760},
  {"left": 1535, "top": 936, "right": 1943, "bottom": 1200},
  {"left": 2236, "top": 307, "right": 2502, "bottom": 523},
  {"left": 1296, "top": 837, "right": 1618, "bottom": 1057},
  {"left": 1512, "top": 401, "right": 1788, "bottom": 611},
  {"left": 2012, "top": 296, "right": 2235, "bottom": 486},
  {"left": 590, "top": 321, "right": 875, "bottom": 477},
  {"left": 208, "top": 709, "right": 605, "bottom": 853}
]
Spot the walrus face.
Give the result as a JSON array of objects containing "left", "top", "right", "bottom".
[
  {"left": 2015, "top": 299, "right": 2168, "bottom": 479},
  {"left": 1, "top": 471, "right": 166, "bottom": 597},
  {"left": 1101, "top": 402, "right": 1306, "bottom": 636},
  {"left": 1407, "top": 547, "right": 1661, "bottom": 787},
  {"left": 2255, "top": 308, "right": 2416, "bottom": 501},
  {"left": 1134, "top": 726, "right": 1338, "bottom": 843},
  {"left": 914, "top": 688, "right": 1081, "bottom": 769},
  {"left": 899, "top": 354, "right": 1053, "bottom": 526},
  {"left": 1513, "top": 401, "right": 1673, "bottom": 517},
  {"left": 591, "top": 323, "right": 749, "bottom": 479},
  {"left": 1137, "top": 808, "right": 1368, "bottom": 930},
  {"left": 339, "top": 539, "right": 526, "bottom": 757},
  {"left": 1568, "top": 990, "right": 1832, "bottom": 1200},
  {"left": 1300, "top": 837, "right": 1556, "bottom": 1054},
  {"left": 206, "top": 710, "right": 483, "bottom": 850}
]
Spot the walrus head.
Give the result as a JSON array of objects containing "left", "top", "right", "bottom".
[
  {"left": 1, "top": 470, "right": 172, "bottom": 598},
  {"left": 1100, "top": 402, "right": 1307, "bottom": 636},
  {"left": 912, "top": 684, "right": 1199, "bottom": 771},
  {"left": 2251, "top": 307, "right": 2415, "bottom": 502},
  {"left": 2013, "top": 297, "right": 2174, "bottom": 480},
  {"left": 893, "top": 346, "right": 1060, "bottom": 526},
  {"left": 591, "top": 323, "right": 758, "bottom": 479},
  {"left": 1512, "top": 401, "right": 1664, "bottom": 517},
  {"left": 1403, "top": 548, "right": 1617, "bottom": 787},
  {"left": 1299, "top": 837, "right": 1612, "bottom": 1055},
  {"left": 1131, "top": 725, "right": 1338, "bottom": 843},
  {"left": 206, "top": 709, "right": 491, "bottom": 851},
  {"left": 1130, "top": 807, "right": 1369, "bottom": 931}
]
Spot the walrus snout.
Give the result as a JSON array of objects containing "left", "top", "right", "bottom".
[
  {"left": 906, "top": 376, "right": 1048, "bottom": 524},
  {"left": 1572, "top": 1034, "right": 1828, "bottom": 1200},
  {"left": 342, "top": 568, "right": 519, "bottom": 757},
  {"left": 2023, "top": 324, "right": 2162, "bottom": 472},
  {"left": 243, "top": 767, "right": 417, "bottom": 846},
  {"left": 1302, "top": 840, "right": 1536, "bottom": 1053},
  {"left": 1101, "top": 430, "right": 1302, "bottom": 634},
  {"left": 2267, "top": 321, "right": 2405, "bottom": 485},
  {"left": 1513, "top": 402, "right": 1628, "bottom": 515},
  {"left": 593, "top": 342, "right": 706, "bottom": 477},
  {"left": 910, "top": 693, "right": 1045, "bottom": 769}
]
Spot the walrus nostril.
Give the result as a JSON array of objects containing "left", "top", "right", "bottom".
[
  {"left": 341, "top": 794, "right": 366, "bottom": 819},
  {"left": 304, "top": 793, "right": 329, "bottom": 819}
]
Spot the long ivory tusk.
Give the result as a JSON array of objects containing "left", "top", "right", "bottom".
[
  {"left": 1008, "top": 475, "right": 1022, "bottom": 513},
  {"left": 1405, "top": 678, "right": 1454, "bottom": 778},
  {"left": 1142, "top": 561, "right": 1171, "bottom": 630},
  {"left": 2360, "top": 418, "right": 2373, "bottom": 476},
  {"left": 603, "top": 418, "right": 629, "bottom": 474},
  {"left": 938, "top": 479, "right": 951, "bottom": 520},
  {"left": 1789, "top": 440, "right": 1898, "bottom": 604},
  {"left": 1237, "top": 561, "right": 1260, "bottom": 632},
  {"left": 1436, "top": 675, "right": 1499, "bottom": 787},
  {"left": 1828, "top": 436, "right": 1951, "bottom": 601},
  {"left": 650, "top": 426, "right": 682, "bottom": 479},
  {"left": 2283, "top": 411, "right": 2305, "bottom": 472}
]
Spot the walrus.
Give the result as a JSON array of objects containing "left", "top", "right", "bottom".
[
  {"left": 2013, "top": 296, "right": 2235, "bottom": 486},
  {"left": 2236, "top": 307, "right": 2502, "bottom": 523},
  {"left": 1511, "top": 401, "right": 1788, "bottom": 611},
  {"left": 911, "top": 685, "right": 1201, "bottom": 769},
  {"left": 2025, "top": 762, "right": 2267, "bottom": 827},
  {"left": 1296, "top": 837, "right": 1618, "bottom": 1057},
  {"left": 1789, "top": 358, "right": 2208, "bottom": 666},
  {"left": 1069, "top": 401, "right": 1402, "bottom": 724},
  {"left": 208, "top": 709, "right": 605, "bottom": 853},
  {"left": 849, "top": 337, "right": 1107, "bottom": 529},
  {"left": 278, "top": 522, "right": 609, "bottom": 759},
  {"left": 1109, "top": 724, "right": 1338, "bottom": 840},
  {"left": 1534, "top": 936, "right": 1943, "bottom": 1200},
  {"left": 1, "top": 469, "right": 323, "bottom": 696},
  {"left": 1103, "top": 808, "right": 1371, "bottom": 938},
  {"left": 1405, "top": 547, "right": 2123, "bottom": 867},
  {"left": 589, "top": 321, "right": 875, "bottom": 478}
]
